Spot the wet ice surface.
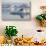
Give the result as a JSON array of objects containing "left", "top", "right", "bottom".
[{"left": 2, "top": 2, "right": 31, "bottom": 21}]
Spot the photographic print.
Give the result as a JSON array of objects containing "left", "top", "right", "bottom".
[{"left": 2, "top": 1, "right": 31, "bottom": 21}]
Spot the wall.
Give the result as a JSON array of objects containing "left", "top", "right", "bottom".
[{"left": 0, "top": 0, "right": 46, "bottom": 41}]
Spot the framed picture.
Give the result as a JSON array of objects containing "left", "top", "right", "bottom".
[{"left": 2, "top": 1, "right": 31, "bottom": 21}]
